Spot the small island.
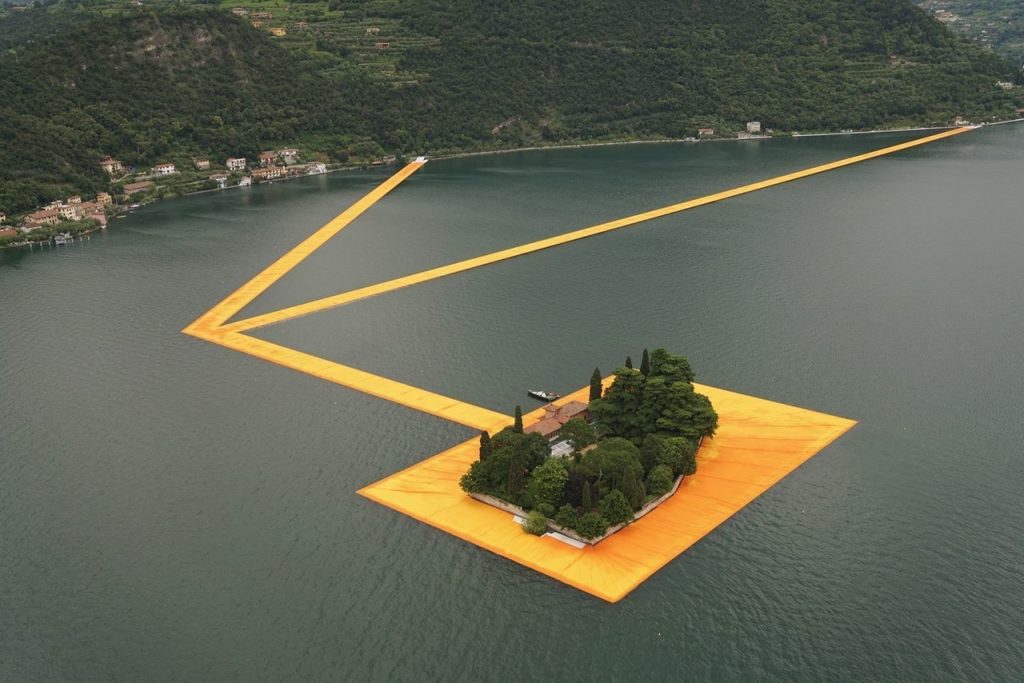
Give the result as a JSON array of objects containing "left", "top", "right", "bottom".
[{"left": 460, "top": 349, "right": 718, "bottom": 544}]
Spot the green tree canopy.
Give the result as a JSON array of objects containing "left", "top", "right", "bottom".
[
  {"left": 600, "top": 489, "right": 634, "bottom": 526},
  {"left": 560, "top": 418, "right": 596, "bottom": 452},
  {"left": 528, "top": 458, "right": 569, "bottom": 509}
]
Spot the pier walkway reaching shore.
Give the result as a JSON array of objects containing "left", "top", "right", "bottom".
[{"left": 183, "top": 128, "right": 970, "bottom": 599}]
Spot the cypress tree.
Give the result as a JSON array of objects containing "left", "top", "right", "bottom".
[
  {"left": 625, "top": 356, "right": 633, "bottom": 369},
  {"left": 640, "top": 348, "right": 651, "bottom": 376},
  {"left": 479, "top": 431, "right": 491, "bottom": 461},
  {"left": 513, "top": 405, "right": 523, "bottom": 433},
  {"left": 589, "top": 368, "right": 602, "bottom": 401},
  {"left": 507, "top": 446, "right": 525, "bottom": 495},
  {"left": 582, "top": 480, "right": 592, "bottom": 513}
]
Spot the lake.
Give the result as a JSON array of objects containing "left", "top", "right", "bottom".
[{"left": 2, "top": 125, "right": 1022, "bottom": 680}]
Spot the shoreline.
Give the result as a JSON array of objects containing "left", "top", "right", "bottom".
[{"left": 4, "top": 117, "right": 1022, "bottom": 254}]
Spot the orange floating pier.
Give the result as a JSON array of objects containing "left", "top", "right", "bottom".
[
  {"left": 360, "top": 383, "right": 856, "bottom": 602},
  {"left": 181, "top": 129, "right": 977, "bottom": 599}
]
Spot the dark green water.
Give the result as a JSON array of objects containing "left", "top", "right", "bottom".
[{"left": 2, "top": 126, "right": 1023, "bottom": 681}]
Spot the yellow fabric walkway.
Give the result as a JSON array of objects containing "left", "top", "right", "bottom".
[
  {"left": 359, "top": 383, "right": 856, "bottom": 602},
  {"left": 179, "top": 130, "right": 980, "bottom": 598},
  {"left": 223, "top": 127, "right": 970, "bottom": 334}
]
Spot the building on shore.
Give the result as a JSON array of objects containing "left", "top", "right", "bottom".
[
  {"left": 123, "top": 181, "right": 155, "bottom": 196},
  {"left": 238, "top": 176, "right": 252, "bottom": 187},
  {"left": 100, "top": 156, "right": 123, "bottom": 174},
  {"left": 278, "top": 148, "right": 300, "bottom": 163},
  {"left": 251, "top": 167, "right": 285, "bottom": 182},
  {"left": 746, "top": 121, "right": 762, "bottom": 134},
  {"left": 698, "top": 127, "right": 715, "bottom": 138},
  {"left": 96, "top": 192, "right": 112, "bottom": 206},
  {"left": 0, "top": 211, "right": 7, "bottom": 224},
  {"left": 193, "top": 158, "right": 211, "bottom": 170},
  {"left": 226, "top": 157, "right": 247, "bottom": 171},
  {"left": 307, "top": 162, "right": 327, "bottom": 175},
  {"left": 258, "top": 151, "right": 278, "bottom": 167},
  {"left": 210, "top": 173, "right": 228, "bottom": 189},
  {"left": 24, "top": 208, "right": 61, "bottom": 228},
  {"left": 153, "top": 162, "right": 177, "bottom": 175},
  {"left": 269, "top": 27, "right": 287, "bottom": 37}
]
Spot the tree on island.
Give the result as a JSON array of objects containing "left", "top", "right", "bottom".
[
  {"left": 582, "top": 480, "right": 592, "bottom": 513},
  {"left": 591, "top": 350, "right": 717, "bottom": 443},
  {"left": 513, "top": 405, "right": 523, "bottom": 433},
  {"left": 589, "top": 368, "right": 603, "bottom": 401},
  {"left": 646, "top": 464, "right": 674, "bottom": 497},
  {"left": 640, "top": 348, "right": 651, "bottom": 376},
  {"left": 600, "top": 489, "right": 633, "bottom": 526},
  {"left": 575, "top": 512, "right": 609, "bottom": 540},
  {"left": 479, "top": 431, "right": 491, "bottom": 461},
  {"left": 625, "top": 356, "right": 633, "bottom": 369},
  {"left": 560, "top": 418, "right": 596, "bottom": 452},
  {"left": 528, "top": 459, "right": 569, "bottom": 509},
  {"left": 507, "top": 442, "right": 526, "bottom": 496}
]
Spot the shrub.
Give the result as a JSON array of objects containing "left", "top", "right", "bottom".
[
  {"left": 555, "top": 504, "right": 577, "bottom": 529},
  {"left": 658, "top": 437, "right": 697, "bottom": 477},
  {"left": 536, "top": 502, "right": 555, "bottom": 517},
  {"left": 575, "top": 512, "right": 610, "bottom": 539},
  {"left": 599, "top": 489, "right": 634, "bottom": 526},
  {"left": 459, "top": 461, "right": 487, "bottom": 493},
  {"left": 523, "top": 510, "right": 548, "bottom": 536},
  {"left": 647, "top": 464, "right": 674, "bottom": 497}
]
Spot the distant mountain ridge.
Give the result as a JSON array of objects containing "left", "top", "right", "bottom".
[{"left": 0, "top": 0, "right": 1020, "bottom": 214}]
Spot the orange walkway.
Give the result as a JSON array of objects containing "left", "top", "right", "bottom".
[
  {"left": 180, "top": 130, "right": 976, "bottom": 598},
  {"left": 223, "top": 127, "right": 970, "bottom": 333},
  {"left": 359, "top": 383, "right": 856, "bottom": 602}
]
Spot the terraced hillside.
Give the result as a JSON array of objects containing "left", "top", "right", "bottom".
[{"left": 0, "top": 0, "right": 1020, "bottom": 215}]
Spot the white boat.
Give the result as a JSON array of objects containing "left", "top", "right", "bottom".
[{"left": 527, "top": 390, "right": 560, "bottom": 402}]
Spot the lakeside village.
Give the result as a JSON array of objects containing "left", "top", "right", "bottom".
[
  {"left": 460, "top": 349, "right": 719, "bottom": 545},
  {"left": 0, "top": 148, "right": 398, "bottom": 249}
]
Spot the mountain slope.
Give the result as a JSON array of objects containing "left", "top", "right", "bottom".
[{"left": 0, "top": 0, "right": 1019, "bottom": 214}]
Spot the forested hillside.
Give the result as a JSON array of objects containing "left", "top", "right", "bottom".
[
  {"left": 915, "top": 1, "right": 1024, "bottom": 66},
  {"left": 0, "top": 0, "right": 1020, "bottom": 215}
]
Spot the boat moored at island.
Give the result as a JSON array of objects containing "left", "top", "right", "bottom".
[{"left": 527, "top": 390, "right": 560, "bottom": 402}]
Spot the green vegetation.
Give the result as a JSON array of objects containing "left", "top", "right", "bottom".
[
  {"left": 0, "top": 0, "right": 1021, "bottom": 217},
  {"left": 915, "top": 1, "right": 1024, "bottom": 66},
  {"left": 459, "top": 349, "right": 717, "bottom": 542}
]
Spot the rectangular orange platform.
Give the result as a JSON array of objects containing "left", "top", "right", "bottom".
[{"left": 358, "top": 383, "right": 856, "bottom": 602}]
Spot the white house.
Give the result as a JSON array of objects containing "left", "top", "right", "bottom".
[
  {"left": 237, "top": 176, "right": 252, "bottom": 187},
  {"left": 746, "top": 121, "right": 762, "bottom": 134},
  {"left": 154, "top": 162, "right": 177, "bottom": 175},
  {"left": 226, "top": 157, "right": 247, "bottom": 171},
  {"left": 210, "top": 173, "right": 228, "bottom": 189},
  {"left": 307, "top": 162, "right": 327, "bottom": 175}
]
